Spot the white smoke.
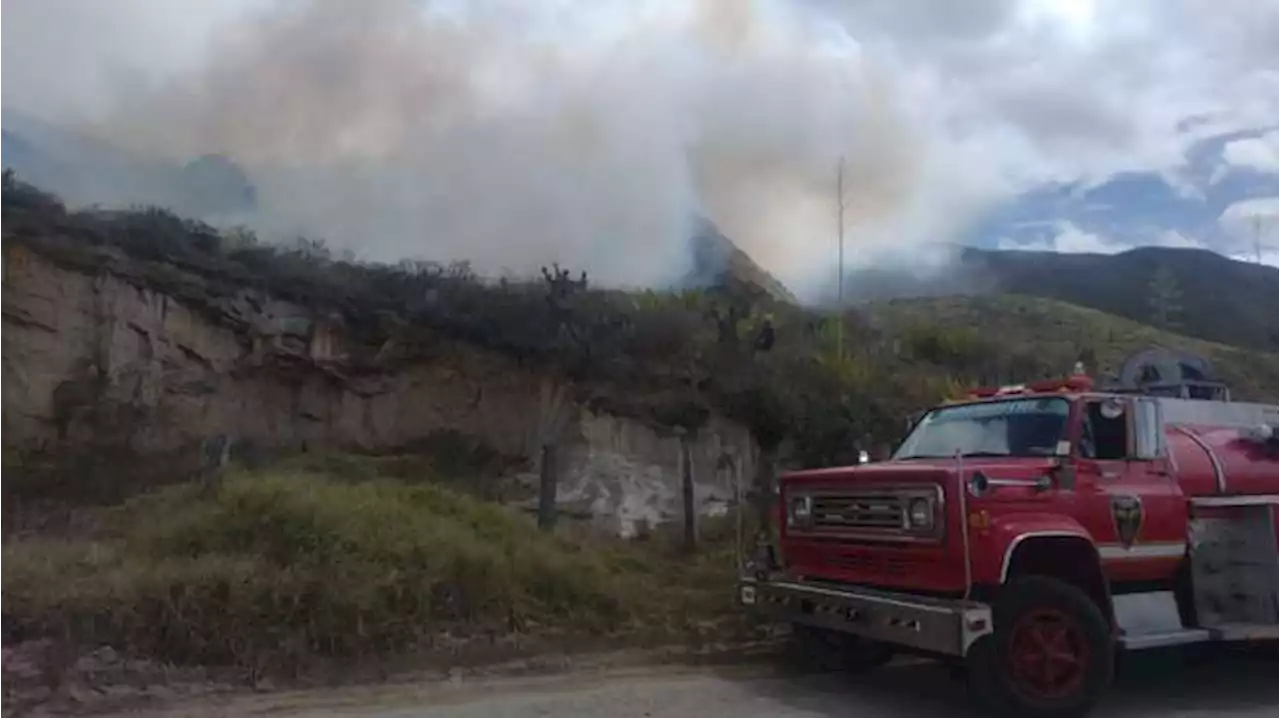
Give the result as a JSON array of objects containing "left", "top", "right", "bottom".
[{"left": 2, "top": 0, "right": 996, "bottom": 297}]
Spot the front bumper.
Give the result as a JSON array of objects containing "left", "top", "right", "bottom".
[{"left": 738, "top": 576, "right": 992, "bottom": 657}]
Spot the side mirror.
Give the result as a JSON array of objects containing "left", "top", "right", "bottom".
[{"left": 1100, "top": 398, "right": 1124, "bottom": 420}]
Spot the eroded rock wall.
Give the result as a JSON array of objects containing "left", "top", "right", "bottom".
[
  {"left": 2, "top": 244, "right": 757, "bottom": 534},
  {"left": 556, "top": 412, "right": 756, "bottom": 537}
]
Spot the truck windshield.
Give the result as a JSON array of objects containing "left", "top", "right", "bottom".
[{"left": 894, "top": 397, "right": 1071, "bottom": 460}]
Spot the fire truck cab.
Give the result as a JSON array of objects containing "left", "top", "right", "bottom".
[{"left": 739, "top": 350, "right": 1278, "bottom": 717}]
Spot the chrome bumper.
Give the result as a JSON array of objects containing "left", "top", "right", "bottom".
[{"left": 738, "top": 576, "right": 992, "bottom": 657}]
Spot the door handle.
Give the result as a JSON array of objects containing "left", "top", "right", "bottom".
[{"left": 1101, "top": 471, "right": 1119, "bottom": 481}]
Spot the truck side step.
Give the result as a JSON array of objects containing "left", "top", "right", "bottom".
[
  {"left": 1119, "top": 628, "right": 1211, "bottom": 650},
  {"left": 1208, "top": 623, "right": 1279, "bottom": 641},
  {"left": 1112, "top": 591, "right": 1184, "bottom": 637}
]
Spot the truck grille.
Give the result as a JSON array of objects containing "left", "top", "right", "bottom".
[
  {"left": 823, "top": 551, "right": 918, "bottom": 577},
  {"left": 812, "top": 493, "right": 905, "bottom": 530}
]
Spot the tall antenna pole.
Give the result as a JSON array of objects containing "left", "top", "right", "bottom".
[
  {"left": 1253, "top": 213, "right": 1263, "bottom": 265},
  {"left": 836, "top": 157, "right": 846, "bottom": 361}
]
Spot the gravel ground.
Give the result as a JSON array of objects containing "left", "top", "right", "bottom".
[{"left": 94, "top": 647, "right": 1277, "bottom": 718}]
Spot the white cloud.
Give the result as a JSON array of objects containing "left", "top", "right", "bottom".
[
  {"left": 1220, "top": 196, "right": 1280, "bottom": 223},
  {"left": 1228, "top": 251, "right": 1280, "bottom": 267},
  {"left": 1151, "top": 229, "right": 1210, "bottom": 250},
  {"left": 998, "top": 222, "right": 1111, "bottom": 253},
  {"left": 821, "top": 0, "right": 1276, "bottom": 187},
  {"left": 999, "top": 222, "right": 1210, "bottom": 255},
  {"left": 1218, "top": 196, "right": 1280, "bottom": 262},
  {"left": 1222, "top": 131, "right": 1280, "bottom": 173},
  {"left": 1003, "top": 226, "right": 1278, "bottom": 265}
]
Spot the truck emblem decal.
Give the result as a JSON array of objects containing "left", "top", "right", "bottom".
[{"left": 1111, "top": 495, "right": 1144, "bottom": 548}]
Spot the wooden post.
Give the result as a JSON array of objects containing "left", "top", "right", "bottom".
[
  {"left": 836, "top": 157, "right": 846, "bottom": 361},
  {"left": 680, "top": 432, "right": 697, "bottom": 554},
  {"left": 755, "top": 445, "right": 777, "bottom": 537},
  {"left": 537, "top": 443, "right": 558, "bottom": 531},
  {"left": 727, "top": 449, "right": 744, "bottom": 572},
  {"left": 533, "top": 378, "right": 570, "bottom": 533}
]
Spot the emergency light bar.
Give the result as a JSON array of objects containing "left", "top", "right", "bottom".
[{"left": 965, "top": 375, "right": 1094, "bottom": 400}]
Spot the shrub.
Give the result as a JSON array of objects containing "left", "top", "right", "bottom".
[{"left": 2, "top": 471, "right": 741, "bottom": 672}]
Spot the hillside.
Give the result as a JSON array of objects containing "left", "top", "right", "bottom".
[
  {"left": 1, "top": 174, "right": 817, "bottom": 700},
  {"left": 7, "top": 165, "right": 1280, "bottom": 470},
  {"left": 960, "top": 246, "right": 1278, "bottom": 351},
  {"left": 864, "top": 294, "right": 1277, "bottom": 402},
  {"left": 3, "top": 172, "right": 1277, "bottom": 704},
  {"left": 3, "top": 171, "right": 1275, "bottom": 474},
  {"left": 0, "top": 172, "right": 900, "bottom": 478},
  {"left": 685, "top": 220, "right": 798, "bottom": 304},
  {"left": 846, "top": 245, "right": 1278, "bottom": 352}
]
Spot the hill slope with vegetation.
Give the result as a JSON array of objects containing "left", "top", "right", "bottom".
[
  {"left": 0, "top": 173, "right": 968, "bottom": 470},
  {"left": 3, "top": 170, "right": 1275, "bottom": 470},
  {"left": 964, "top": 246, "right": 1278, "bottom": 352},
  {"left": 848, "top": 245, "right": 1278, "bottom": 352},
  {"left": 3, "top": 173, "right": 1276, "bottom": 703},
  {"left": 865, "top": 294, "right": 1277, "bottom": 400}
]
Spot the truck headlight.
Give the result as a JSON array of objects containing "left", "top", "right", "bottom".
[
  {"left": 906, "top": 497, "right": 934, "bottom": 530},
  {"left": 787, "top": 495, "right": 813, "bottom": 528}
]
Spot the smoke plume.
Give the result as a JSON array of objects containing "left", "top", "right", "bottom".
[{"left": 2, "top": 0, "right": 987, "bottom": 297}]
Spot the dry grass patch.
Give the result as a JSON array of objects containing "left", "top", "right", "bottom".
[{"left": 3, "top": 470, "right": 746, "bottom": 677}]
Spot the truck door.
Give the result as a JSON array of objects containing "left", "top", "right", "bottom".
[{"left": 1075, "top": 397, "right": 1186, "bottom": 584}]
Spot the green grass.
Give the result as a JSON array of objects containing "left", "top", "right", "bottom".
[
  {"left": 866, "top": 294, "right": 1278, "bottom": 401},
  {"left": 2, "top": 466, "right": 745, "bottom": 676}
]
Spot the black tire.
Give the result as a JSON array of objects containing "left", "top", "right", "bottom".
[
  {"left": 966, "top": 576, "right": 1114, "bottom": 718},
  {"left": 965, "top": 634, "right": 1011, "bottom": 713},
  {"left": 788, "top": 624, "right": 894, "bottom": 675}
]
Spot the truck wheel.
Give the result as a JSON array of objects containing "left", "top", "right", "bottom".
[
  {"left": 966, "top": 576, "right": 1113, "bottom": 718},
  {"left": 788, "top": 624, "right": 894, "bottom": 675},
  {"left": 965, "top": 635, "right": 1011, "bottom": 710}
]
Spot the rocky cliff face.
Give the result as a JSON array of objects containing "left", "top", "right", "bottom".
[{"left": 2, "top": 243, "right": 757, "bottom": 536}]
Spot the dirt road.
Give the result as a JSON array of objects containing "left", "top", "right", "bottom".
[{"left": 112, "top": 648, "right": 1276, "bottom": 718}]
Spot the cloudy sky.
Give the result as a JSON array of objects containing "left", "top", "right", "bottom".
[{"left": 3, "top": 0, "right": 1278, "bottom": 294}]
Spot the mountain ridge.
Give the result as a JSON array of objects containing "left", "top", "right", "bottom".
[{"left": 840, "top": 244, "right": 1277, "bottom": 352}]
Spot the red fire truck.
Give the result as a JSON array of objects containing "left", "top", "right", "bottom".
[{"left": 739, "top": 349, "right": 1278, "bottom": 717}]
